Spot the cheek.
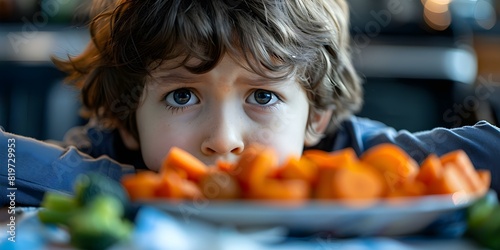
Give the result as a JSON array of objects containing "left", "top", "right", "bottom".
[
  {"left": 137, "top": 117, "right": 201, "bottom": 171},
  {"left": 275, "top": 121, "right": 308, "bottom": 160},
  {"left": 139, "top": 130, "right": 174, "bottom": 171},
  {"left": 250, "top": 112, "right": 308, "bottom": 163},
  {"left": 136, "top": 110, "right": 185, "bottom": 171}
]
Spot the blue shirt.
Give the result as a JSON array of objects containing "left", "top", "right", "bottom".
[{"left": 1, "top": 116, "right": 499, "bottom": 206}]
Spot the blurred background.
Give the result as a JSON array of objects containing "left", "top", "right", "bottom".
[
  {"left": 0, "top": 0, "right": 500, "bottom": 141},
  {"left": 349, "top": 0, "right": 500, "bottom": 132}
]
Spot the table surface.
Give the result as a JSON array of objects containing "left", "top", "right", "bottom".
[{"left": 0, "top": 206, "right": 489, "bottom": 250}]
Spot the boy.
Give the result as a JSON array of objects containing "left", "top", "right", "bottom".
[{"left": 1, "top": 0, "right": 499, "bottom": 206}]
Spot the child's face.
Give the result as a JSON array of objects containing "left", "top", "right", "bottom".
[{"left": 133, "top": 55, "right": 318, "bottom": 171}]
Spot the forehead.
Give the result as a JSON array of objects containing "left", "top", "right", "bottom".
[{"left": 148, "top": 53, "right": 295, "bottom": 83}]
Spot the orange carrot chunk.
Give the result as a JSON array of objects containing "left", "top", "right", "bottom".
[
  {"left": 121, "top": 171, "right": 162, "bottom": 201},
  {"left": 386, "top": 180, "right": 427, "bottom": 197},
  {"left": 233, "top": 145, "right": 278, "bottom": 190},
  {"left": 313, "top": 168, "right": 338, "bottom": 199},
  {"left": 179, "top": 179, "right": 204, "bottom": 200},
  {"left": 440, "top": 150, "right": 484, "bottom": 193},
  {"left": 330, "top": 162, "right": 386, "bottom": 200},
  {"left": 161, "top": 147, "right": 208, "bottom": 182},
  {"left": 476, "top": 169, "right": 491, "bottom": 194},
  {"left": 428, "top": 164, "right": 471, "bottom": 194},
  {"left": 216, "top": 160, "right": 235, "bottom": 173},
  {"left": 415, "top": 154, "right": 443, "bottom": 186},
  {"left": 199, "top": 170, "right": 242, "bottom": 200},
  {"left": 303, "top": 147, "right": 358, "bottom": 170},
  {"left": 327, "top": 148, "right": 359, "bottom": 169},
  {"left": 155, "top": 169, "right": 186, "bottom": 199},
  {"left": 247, "top": 179, "right": 309, "bottom": 201},
  {"left": 360, "top": 143, "right": 419, "bottom": 187},
  {"left": 276, "top": 155, "right": 318, "bottom": 184},
  {"left": 302, "top": 149, "right": 335, "bottom": 169}
]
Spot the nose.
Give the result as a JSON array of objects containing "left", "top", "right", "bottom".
[{"left": 200, "top": 110, "right": 245, "bottom": 156}]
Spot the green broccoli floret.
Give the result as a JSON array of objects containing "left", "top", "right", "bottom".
[
  {"left": 467, "top": 193, "right": 500, "bottom": 249},
  {"left": 68, "top": 195, "right": 133, "bottom": 250},
  {"left": 38, "top": 192, "right": 79, "bottom": 226},
  {"left": 38, "top": 173, "right": 134, "bottom": 250}
]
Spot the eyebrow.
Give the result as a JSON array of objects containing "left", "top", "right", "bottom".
[
  {"left": 154, "top": 72, "right": 200, "bottom": 84},
  {"left": 240, "top": 74, "right": 292, "bottom": 87},
  {"left": 152, "top": 70, "right": 292, "bottom": 87}
]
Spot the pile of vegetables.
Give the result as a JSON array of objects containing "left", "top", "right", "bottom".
[
  {"left": 38, "top": 173, "right": 133, "bottom": 250},
  {"left": 121, "top": 143, "right": 491, "bottom": 202},
  {"left": 36, "top": 143, "right": 499, "bottom": 249}
]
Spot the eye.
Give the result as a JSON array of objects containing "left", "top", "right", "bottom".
[
  {"left": 164, "top": 88, "right": 199, "bottom": 107},
  {"left": 247, "top": 89, "right": 280, "bottom": 106}
]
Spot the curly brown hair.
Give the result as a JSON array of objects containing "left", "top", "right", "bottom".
[{"left": 53, "top": 0, "right": 362, "bottom": 141}]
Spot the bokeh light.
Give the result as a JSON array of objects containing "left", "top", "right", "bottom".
[
  {"left": 474, "top": 0, "right": 497, "bottom": 30},
  {"left": 422, "top": 0, "right": 452, "bottom": 30}
]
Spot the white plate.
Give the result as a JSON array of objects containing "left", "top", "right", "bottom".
[{"left": 141, "top": 191, "right": 487, "bottom": 237}]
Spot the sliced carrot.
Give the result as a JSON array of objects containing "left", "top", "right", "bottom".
[
  {"left": 233, "top": 145, "right": 278, "bottom": 190},
  {"left": 360, "top": 143, "right": 419, "bottom": 188},
  {"left": 303, "top": 147, "right": 358, "bottom": 170},
  {"left": 313, "top": 168, "right": 338, "bottom": 199},
  {"left": 476, "top": 169, "right": 491, "bottom": 194},
  {"left": 247, "top": 179, "right": 309, "bottom": 201},
  {"left": 329, "top": 147, "right": 359, "bottom": 166},
  {"left": 428, "top": 163, "right": 471, "bottom": 194},
  {"left": 302, "top": 149, "right": 335, "bottom": 169},
  {"left": 313, "top": 149, "right": 363, "bottom": 199},
  {"left": 164, "top": 167, "right": 189, "bottom": 180},
  {"left": 179, "top": 179, "right": 204, "bottom": 200},
  {"left": 275, "top": 155, "right": 318, "bottom": 184},
  {"left": 121, "top": 171, "right": 162, "bottom": 201},
  {"left": 123, "top": 144, "right": 488, "bottom": 202},
  {"left": 386, "top": 180, "right": 427, "bottom": 197},
  {"left": 155, "top": 169, "right": 186, "bottom": 199},
  {"left": 216, "top": 160, "right": 235, "bottom": 173},
  {"left": 161, "top": 147, "right": 208, "bottom": 182},
  {"left": 415, "top": 154, "right": 443, "bottom": 186},
  {"left": 199, "top": 170, "right": 241, "bottom": 200},
  {"left": 440, "top": 150, "right": 484, "bottom": 193},
  {"left": 330, "top": 162, "right": 386, "bottom": 200}
]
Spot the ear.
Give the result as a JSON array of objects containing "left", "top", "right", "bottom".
[
  {"left": 118, "top": 127, "right": 140, "bottom": 150},
  {"left": 304, "top": 109, "right": 333, "bottom": 146}
]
